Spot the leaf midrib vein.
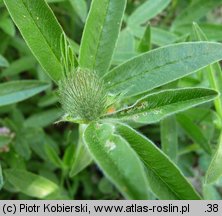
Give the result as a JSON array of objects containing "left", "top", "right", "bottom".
[
  {"left": 21, "top": 0, "right": 61, "bottom": 65},
  {"left": 107, "top": 50, "right": 215, "bottom": 89},
  {"left": 91, "top": 0, "right": 111, "bottom": 70},
  {"left": 120, "top": 95, "right": 214, "bottom": 117},
  {"left": 124, "top": 129, "right": 200, "bottom": 200}
]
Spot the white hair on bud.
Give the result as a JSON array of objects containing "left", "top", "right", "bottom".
[{"left": 58, "top": 68, "right": 108, "bottom": 122}]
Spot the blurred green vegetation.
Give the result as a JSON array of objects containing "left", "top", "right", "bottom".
[{"left": 1, "top": 0, "right": 222, "bottom": 200}]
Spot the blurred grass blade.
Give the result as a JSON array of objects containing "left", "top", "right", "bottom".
[
  {"left": 172, "top": 0, "right": 222, "bottom": 29},
  {"left": 138, "top": 23, "right": 151, "bottom": 53},
  {"left": 161, "top": 116, "right": 178, "bottom": 162},
  {"left": 15, "top": 134, "right": 31, "bottom": 160},
  {"left": 25, "top": 128, "right": 49, "bottom": 161},
  {"left": 177, "top": 113, "right": 212, "bottom": 154},
  {"left": 84, "top": 122, "right": 150, "bottom": 199},
  {"left": 193, "top": 24, "right": 222, "bottom": 41},
  {"left": 24, "top": 108, "right": 63, "bottom": 128},
  {"left": 4, "top": 169, "right": 60, "bottom": 198},
  {"left": 44, "top": 144, "right": 64, "bottom": 168},
  {"left": 70, "top": 125, "right": 92, "bottom": 177},
  {"left": 108, "top": 88, "right": 218, "bottom": 124},
  {"left": 0, "top": 55, "right": 9, "bottom": 67},
  {"left": 193, "top": 22, "right": 222, "bottom": 119},
  {"left": 206, "top": 133, "right": 222, "bottom": 184},
  {"left": 175, "top": 24, "right": 222, "bottom": 42},
  {"left": 0, "top": 56, "right": 36, "bottom": 78},
  {"left": 0, "top": 16, "right": 15, "bottom": 36},
  {"left": 128, "top": 0, "right": 170, "bottom": 28},
  {"left": 116, "top": 123, "right": 201, "bottom": 200},
  {"left": 104, "top": 42, "right": 222, "bottom": 98},
  {"left": 132, "top": 26, "right": 179, "bottom": 46},
  {"left": 0, "top": 80, "right": 50, "bottom": 106},
  {"left": 63, "top": 143, "right": 75, "bottom": 169},
  {"left": 38, "top": 92, "right": 59, "bottom": 108},
  {"left": 4, "top": 0, "right": 64, "bottom": 82},
  {"left": 69, "top": 0, "right": 87, "bottom": 23},
  {"left": 193, "top": 22, "right": 208, "bottom": 41},
  {"left": 0, "top": 164, "right": 3, "bottom": 190},
  {"left": 79, "top": 0, "right": 126, "bottom": 76}
]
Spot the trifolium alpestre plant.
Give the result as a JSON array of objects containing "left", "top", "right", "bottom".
[{"left": 4, "top": 0, "right": 222, "bottom": 200}]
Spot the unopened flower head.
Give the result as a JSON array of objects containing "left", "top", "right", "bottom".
[{"left": 58, "top": 68, "right": 108, "bottom": 122}]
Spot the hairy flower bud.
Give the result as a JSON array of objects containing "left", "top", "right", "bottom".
[{"left": 58, "top": 69, "right": 108, "bottom": 122}]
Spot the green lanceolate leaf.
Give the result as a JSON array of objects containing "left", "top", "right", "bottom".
[
  {"left": 138, "top": 23, "right": 151, "bottom": 53},
  {"left": 205, "top": 133, "right": 222, "bottom": 184},
  {"left": 104, "top": 42, "right": 222, "bottom": 99},
  {"left": 116, "top": 123, "right": 201, "bottom": 200},
  {"left": 177, "top": 113, "right": 212, "bottom": 154},
  {"left": 4, "top": 0, "right": 64, "bottom": 82},
  {"left": 107, "top": 88, "right": 218, "bottom": 125},
  {"left": 0, "top": 164, "right": 3, "bottom": 190},
  {"left": 84, "top": 122, "right": 149, "bottom": 199},
  {"left": 69, "top": 0, "right": 88, "bottom": 23},
  {"left": 79, "top": 0, "right": 126, "bottom": 76},
  {"left": 0, "top": 80, "right": 50, "bottom": 106},
  {"left": 161, "top": 116, "right": 178, "bottom": 162},
  {"left": 128, "top": 0, "right": 170, "bottom": 28},
  {"left": 4, "top": 169, "right": 60, "bottom": 199},
  {"left": 70, "top": 125, "right": 92, "bottom": 177}
]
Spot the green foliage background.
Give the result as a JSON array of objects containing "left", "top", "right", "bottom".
[{"left": 0, "top": 0, "right": 222, "bottom": 200}]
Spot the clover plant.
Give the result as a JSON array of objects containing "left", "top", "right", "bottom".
[{"left": 1, "top": 0, "right": 222, "bottom": 200}]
